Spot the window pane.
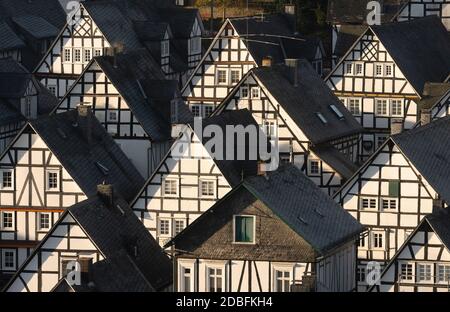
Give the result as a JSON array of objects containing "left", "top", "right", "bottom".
[{"left": 235, "top": 216, "right": 254, "bottom": 243}]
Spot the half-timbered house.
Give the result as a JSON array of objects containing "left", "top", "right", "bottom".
[
  {"left": 54, "top": 49, "right": 190, "bottom": 177},
  {"left": 368, "top": 208, "right": 450, "bottom": 292},
  {"left": 3, "top": 184, "right": 172, "bottom": 292},
  {"left": 414, "top": 83, "right": 450, "bottom": 125},
  {"left": 325, "top": 17, "right": 450, "bottom": 161},
  {"left": 131, "top": 109, "right": 265, "bottom": 247},
  {"left": 0, "top": 58, "right": 58, "bottom": 153},
  {"left": 181, "top": 14, "right": 325, "bottom": 117},
  {"left": 166, "top": 164, "right": 364, "bottom": 292},
  {"left": 0, "top": 0, "right": 66, "bottom": 71},
  {"left": 0, "top": 106, "right": 144, "bottom": 281},
  {"left": 34, "top": 0, "right": 203, "bottom": 98},
  {"left": 333, "top": 115, "right": 450, "bottom": 291},
  {"left": 214, "top": 59, "right": 361, "bottom": 195}
]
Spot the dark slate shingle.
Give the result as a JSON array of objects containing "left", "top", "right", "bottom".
[
  {"left": 0, "top": 21, "right": 25, "bottom": 51},
  {"left": 12, "top": 15, "right": 59, "bottom": 39}
]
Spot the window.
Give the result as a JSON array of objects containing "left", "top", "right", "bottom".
[
  {"left": 234, "top": 216, "right": 254, "bottom": 243},
  {"left": 207, "top": 267, "right": 223, "bottom": 292},
  {"left": 382, "top": 198, "right": 397, "bottom": 210},
  {"left": 64, "top": 48, "right": 71, "bottom": 62},
  {"left": 309, "top": 160, "right": 320, "bottom": 176},
  {"left": 263, "top": 120, "right": 277, "bottom": 138},
  {"left": 94, "top": 49, "right": 102, "bottom": 57},
  {"left": 355, "top": 63, "right": 363, "bottom": 75},
  {"left": 217, "top": 69, "right": 227, "bottom": 84},
  {"left": 162, "top": 40, "right": 170, "bottom": 57},
  {"left": 204, "top": 105, "right": 214, "bottom": 118},
  {"left": 376, "top": 135, "right": 387, "bottom": 148},
  {"left": 358, "top": 235, "right": 367, "bottom": 248},
  {"left": 200, "top": 180, "right": 215, "bottom": 197},
  {"left": 274, "top": 269, "right": 291, "bottom": 292},
  {"left": 46, "top": 170, "right": 59, "bottom": 190},
  {"left": 374, "top": 64, "right": 383, "bottom": 76},
  {"left": 74, "top": 48, "right": 81, "bottom": 63},
  {"left": 2, "top": 250, "right": 16, "bottom": 270},
  {"left": 316, "top": 112, "right": 328, "bottom": 124},
  {"left": 83, "top": 48, "right": 91, "bottom": 63},
  {"left": 240, "top": 87, "right": 249, "bottom": 98},
  {"left": 38, "top": 212, "right": 51, "bottom": 230},
  {"left": 163, "top": 178, "right": 178, "bottom": 196},
  {"left": 191, "top": 105, "right": 201, "bottom": 117},
  {"left": 375, "top": 99, "right": 388, "bottom": 116},
  {"left": 1, "top": 211, "right": 14, "bottom": 230},
  {"left": 385, "top": 64, "right": 393, "bottom": 76},
  {"left": 181, "top": 267, "right": 192, "bottom": 292},
  {"left": 357, "top": 267, "right": 366, "bottom": 282},
  {"left": 107, "top": 110, "right": 118, "bottom": 122},
  {"left": 230, "top": 69, "right": 241, "bottom": 84},
  {"left": 345, "top": 63, "right": 353, "bottom": 75},
  {"left": 159, "top": 219, "right": 170, "bottom": 237},
  {"left": 437, "top": 264, "right": 450, "bottom": 283},
  {"left": 25, "top": 97, "right": 32, "bottom": 118},
  {"left": 390, "top": 99, "right": 403, "bottom": 117},
  {"left": 348, "top": 98, "right": 361, "bottom": 116},
  {"left": 400, "top": 263, "right": 414, "bottom": 281},
  {"left": 329, "top": 104, "right": 344, "bottom": 119},
  {"left": 388, "top": 180, "right": 400, "bottom": 197},
  {"left": 361, "top": 197, "right": 377, "bottom": 209},
  {"left": 251, "top": 87, "right": 260, "bottom": 99},
  {"left": 1, "top": 170, "right": 13, "bottom": 189},
  {"left": 372, "top": 232, "right": 384, "bottom": 250},
  {"left": 417, "top": 264, "right": 432, "bottom": 283},
  {"left": 174, "top": 219, "right": 185, "bottom": 235},
  {"left": 48, "top": 85, "right": 57, "bottom": 96}
]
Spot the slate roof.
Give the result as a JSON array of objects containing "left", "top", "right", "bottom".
[
  {"left": 12, "top": 15, "right": 59, "bottom": 39},
  {"left": 28, "top": 109, "right": 145, "bottom": 202},
  {"left": 333, "top": 24, "right": 367, "bottom": 59},
  {"left": 0, "top": 98, "right": 24, "bottom": 125},
  {"left": 327, "top": 0, "right": 407, "bottom": 24},
  {"left": 425, "top": 209, "right": 450, "bottom": 251},
  {"left": 370, "top": 17, "right": 450, "bottom": 95},
  {"left": 169, "top": 165, "right": 364, "bottom": 257},
  {"left": 250, "top": 60, "right": 362, "bottom": 144},
  {"left": 67, "top": 194, "right": 172, "bottom": 290},
  {"left": 392, "top": 115, "right": 450, "bottom": 205},
  {"left": 417, "top": 83, "right": 450, "bottom": 111},
  {"left": 229, "top": 14, "right": 322, "bottom": 65},
  {"left": 311, "top": 144, "right": 359, "bottom": 180},
  {"left": 0, "top": 21, "right": 25, "bottom": 51}
]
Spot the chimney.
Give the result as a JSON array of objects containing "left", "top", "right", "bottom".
[
  {"left": 421, "top": 108, "right": 432, "bottom": 126},
  {"left": 77, "top": 105, "right": 92, "bottom": 145},
  {"left": 390, "top": 118, "right": 403, "bottom": 136},
  {"left": 97, "top": 183, "right": 114, "bottom": 208},
  {"left": 262, "top": 56, "right": 273, "bottom": 67},
  {"left": 285, "top": 59, "right": 299, "bottom": 87}
]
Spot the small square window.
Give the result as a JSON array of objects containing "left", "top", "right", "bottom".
[
  {"left": 46, "top": 170, "right": 59, "bottom": 190},
  {"left": 164, "top": 179, "right": 178, "bottom": 196},
  {"left": 108, "top": 110, "right": 118, "bottom": 122},
  {"left": 48, "top": 85, "right": 57, "bottom": 96},
  {"left": 382, "top": 198, "right": 397, "bottom": 210},
  {"left": 361, "top": 197, "right": 377, "bottom": 209},
  {"left": 217, "top": 69, "right": 227, "bottom": 84},
  {"left": 274, "top": 269, "right": 291, "bottom": 292},
  {"left": 417, "top": 263, "right": 432, "bottom": 283},
  {"left": 437, "top": 264, "right": 450, "bottom": 283},
  {"left": 309, "top": 160, "right": 320, "bottom": 176},
  {"left": 94, "top": 49, "right": 102, "bottom": 57},
  {"left": 2, "top": 249, "right": 16, "bottom": 270},
  {"left": 230, "top": 69, "right": 241, "bottom": 84},
  {"left": 200, "top": 180, "right": 215, "bottom": 197},
  {"left": 204, "top": 105, "right": 214, "bottom": 118},
  {"left": 251, "top": 87, "right": 260, "bottom": 99},
  {"left": 39, "top": 212, "right": 51, "bottom": 231},
  {"left": 159, "top": 219, "right": 171, "bottom": 237},
  {"left": 191, "top": 105, "right": 201, "bottom": 117},
  {"left": 240, "top": 87, "right": 249, "bottom": 98},
  {"left": 234, "top": 215, "right": 254, "bottom": 243},
  {"left": 401, "top": 263, "right": 414, "bottom": 281},
  {"left": 1, "top": 211, "right": 14, "bottom": 230},
  {"left": 2, "top": 170, "right": 13, "bottom": 189}
]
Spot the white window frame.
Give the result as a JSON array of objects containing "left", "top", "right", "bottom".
[
  {"left": 46, "top": 169, "right": 59, "bottom": 191},
  {"left": 355, "top": 62, "right": 364, "bottom": 76},
  {"left": 381, "top": 197, "right": 398, "bottom": 210},
  {"left": 357, "top": 267, "right": 366, "bottom": 282},
  {"left": 216, "top": 68, "right": 228, "bottom": 85},
  {"left": 38, "top": 212, "right": 51, "bottom": 231},
  {"left": 251, "top": 87, "right": 260, "bottom": 99},
  {"left": 358, "top": 234, "right": 368, "bottom": 250},
  {"left": 345, "top": 62, "right": 353, "bottom": 75},
  {"left": 263, "top": 120, "right": 277, "bottom": 138},
  {"left": 191, "top": 105, "right": 201, "bottom": 117},
  {"left": 375, "top": 99, "right": 388, "bottom": 116},
  {"left": 200, "top": 180, "right": 215, "bottom": 198},
  {"left": 206, "top": 265, "right": 225, "bottom": 292},
  {"left": 390, "top": 99, "right": 403, "bottom": 117},
  {"left": 347, "top": 98, "right": 361, "bottom": 116},
  {"left": 1, "top": 169, "right": 13, "bottom": 190},
  {"left": 371, "top": 231, "right": 385, "bottom": 250},
  {"left": 308, "top": 159, "right": 320, "bottom": 176},
  {"left": 399, "top": 262, "right": 414, "bottom": 282},
  {"left": 158, "top": 218, "right": 171, "bottom": 238},
  {"left": 272, "top": 265, "right": 292, "bottom": 292},
  {"left": 361, "top": 197, "right": 378, "bottom": 210},
  {"left": 374, "top": 63, "right": 383, "bottom": 77},
  {"left": 437, "top": 263, "right": 450, "bottom": 284},
  {"left": 163, "top": 178, "right": 178, "bottom": 197},
  {"left": 173, "top": 219, "right": 185, "bottom": 236},
  {"left": 230, "top": 68, "right": 241, "bottom": 85},
  {"left": 64, "top": 48, "right": 72, "bottom": 63},
  {"left": 384, "top": 64, "right": 393, "bottom": 77},
  {"left": 240, "top": 86, "right": 249, "bottom": 98},
  {"left": 74, "top": 48, "right": 82, "bottom": 63},
  {"left": 94, "top": 49, "right": 102, "bottom": 57},
  {"left": 416, "top": 263, "right": 433, "bottom": 284},
  {"left": 179, "top": 265, "right": 194, "bottom": 292},
  {"left": 83, "top": 48, "right": 91, "bottom": 64},
  {"left": 2, "top": 249, "right": 16, "bottom": 270},
  {"left": 232, "top": 215, "right": 256, "bottom": 244},
  {"left": 1, "top": 211, "right": 14, "bottom": 231},
  {"left": 161, "top": 40, "right": 170, "bottom": 57}
]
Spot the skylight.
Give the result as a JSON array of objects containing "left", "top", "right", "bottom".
[
  {"left": 316, "top": 112, "right": 328, "bottom": 124},
  {"left": 329, "top": 104, "right": 344, "bottom": 120},
  {"left": 96, "top": 161, "right": 110, "bottom": 175}
]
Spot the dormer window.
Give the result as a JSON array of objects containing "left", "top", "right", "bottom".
[
  {"left": 233, "top": 215, "right": 255, "bottom": 244},
  {"left": 329, "top": 104, "right": 344, "bottom": 119},
  {"left": 316, "top": 112, "right": 327, "bottom": 124}
]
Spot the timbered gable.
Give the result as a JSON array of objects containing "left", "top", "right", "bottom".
[{"left": 396, "top": 0, "right": 450, "bottom": 30}]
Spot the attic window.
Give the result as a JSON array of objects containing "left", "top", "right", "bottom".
[
  {"left": 329, "top": 105, "right": 344, "bottom": 120},
  {"left": 136, "top": 80, "right": 147, "bottom": 99},
  {"left": 116, "top": 204, "right": 125, "bottom": 216},
  {"left": 297, "top": 216, "right": 308, "bottom": 225},
  {"left": 96, "top": 162, "right": 110, "bottom": 175},
  {"left": 314, "top": 208, "right": 325, "bottom": 218},
  {"left": 315, "top": 112, "right": 327, "bottom": 124}
]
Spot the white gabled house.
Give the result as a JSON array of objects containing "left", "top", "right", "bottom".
[
  {"left": 182, "top": 14, "right": 325, "bottom": 118},
  {"left": 333, "top": 115, "right": 450, "bottom": 291},
  {"left": 131, "top": 109, "right": 263, "bottom": 247},
  {"left": 214, "top": 59, "right": 361, "bottom": 195},
  {"left": 0, "top": 106, "right": 144, "bottom": 282},
  {"left": 325, "top": 17, "right": 450, "bottom": 161}
]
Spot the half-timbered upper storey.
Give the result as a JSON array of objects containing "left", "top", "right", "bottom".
[
  {"left": 326, "top": 17, "right": 450, "bottom": 160},
  {"left": 415, "top": 82, "right": 450, "bottom": 125},
  {"left": 3, "top": 184, "right": 172, "bottom": 292},
  {"left": 0, "top": 0, "right": 66, "bottom": 71},
  {"left": 182, "top": 14, "right": 325, "bottom": 117},
  {"left": 54, "top": 49, "right": 191, "bottom": 177},
  {"left": 131, "top": 109, "right": 263, "bottom": 247},
  {"left": 333, "top": 115, "right": 450, "bottom": 291},
  {"left": 214, "top": 60, "right": 361, "bottom": 195},
  {"left": 167, "top": 165, "right": 364, "bottom": 292},
  {"left": 0, "top": 106, "right": 144, "bottom": 277},
  {"left": 35, "top": 0, "right": 204, "bottom": 98},
  {"left": 0, "top": 58, "right": 58, "bottom": 153},
  {"left": 369, "top": 208, "right": 450, "bottom": 292}
]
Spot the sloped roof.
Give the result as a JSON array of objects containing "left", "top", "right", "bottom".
[
  {"left": 12, "top": 15, "right": 59, "bottom": 39},
  {"left": 418, "top": 83, "right": 450, "bottom": 111},
  {"left": 333, "top": 24, "right": 367, "bottom": 59},
  {"left": 425, "top": 210, "right": 450, "bottom": 251},
  {"left": 312, "top": 144, "right": 359, "bottom": 180},
  {"left": 0, "top": 21, "right": 25, "bottom": 51},
  {"left": 0, "top": 57, "right": 31, "bottom": 98},
  {"left": 0, "top": 98, "right": 24, "bottom": 126},
  {"left": 67, "top": 194, "right": 171, "bottom": 290},
  {"left": 29, "top": 109, "right": 145, "bottom": 202},
  {"left": 371, "top": 16, "right": 450, "bottom": 95},
  {"left": 252, "top": 60, "right": 362, "bottom": 144},
  {"left": 393, "top": 116, "right": 450, "bottom": 205}
]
